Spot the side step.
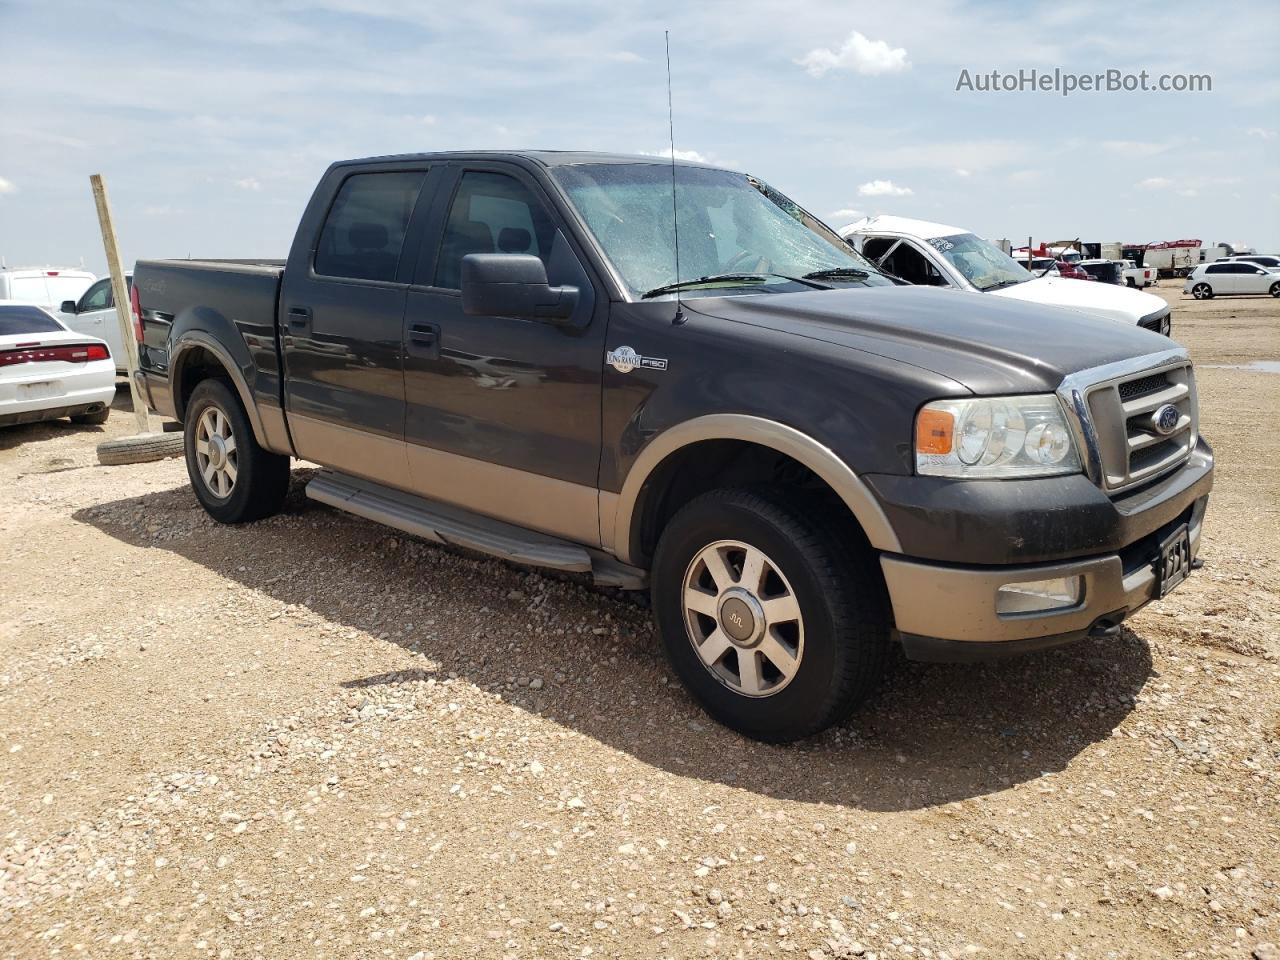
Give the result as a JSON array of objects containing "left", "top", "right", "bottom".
[{"left": 305, "top": 471, "right": 646, "bottom": 589}]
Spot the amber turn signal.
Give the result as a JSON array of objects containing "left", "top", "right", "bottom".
[{"left": 916, "top": 408, "right": 955, "bottom": 455}]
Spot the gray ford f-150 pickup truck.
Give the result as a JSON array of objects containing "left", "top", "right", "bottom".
[{"left": 131, "top": 151, "right": 1212, "bottom": 741}]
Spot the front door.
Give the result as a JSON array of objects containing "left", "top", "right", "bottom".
[
  {"left": 280, "top": 166, "right": 435, "bottom": 490},
  {"left": 62, "top": 278, "right": 121, "bottom": 366},
  {"left": 400, "top": 164, "right": 606, "bottom": 546}
]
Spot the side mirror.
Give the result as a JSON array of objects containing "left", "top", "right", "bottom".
[
  {"left": 60, "top": 299, "right": 78, "bottom": 314},
  {"left": 460, "top": 254, "right": 579, "bottom": 324}
]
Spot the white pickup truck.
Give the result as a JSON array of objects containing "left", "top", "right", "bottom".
[
  {"left": 840, "top": 216, "right": 1173, "bottom": 336},
  {"left": 1121, "top": 259, "right": 1156, "bottom": 288}
]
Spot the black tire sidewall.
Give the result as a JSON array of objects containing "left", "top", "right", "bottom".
[
  {"left": 185, "top": 379, "right": 265, "bottom": 523},
  {"left": 652, "top": 492, "right": 869, "bottom": 740},
  {"left": 1194, "top": 284, "right": 1211, "bottom": 299}
]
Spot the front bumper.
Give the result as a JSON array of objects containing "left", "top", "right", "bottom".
[{"left": 875, "top": 445, "right": 1212, "bottom": 662}]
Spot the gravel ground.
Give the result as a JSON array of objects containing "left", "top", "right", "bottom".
[{"left": 1, "top": 287, "right": 1277, "bottom": 960}]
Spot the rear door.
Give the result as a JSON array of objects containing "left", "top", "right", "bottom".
[
  {"left": 280, "top": 164, "right": 439, "bottom": 491},
  {"left": 398, "top": 162, "right": 607, "bottom": 546}
]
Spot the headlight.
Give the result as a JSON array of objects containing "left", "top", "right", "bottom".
[{"left": 915, "top": 395, "right": 1082, "bottom": 478}]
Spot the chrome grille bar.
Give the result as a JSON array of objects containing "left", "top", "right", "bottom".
[{"left": 1057, "top": 348, "right": 1198, "bottom": 494}]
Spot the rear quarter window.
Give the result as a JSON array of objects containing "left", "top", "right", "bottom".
[
  {"left": 314, "top": 171, "right": 427, "bottom": 283},
  {"left": 0, "top": 305, "right": 66, "bottom": 335}
]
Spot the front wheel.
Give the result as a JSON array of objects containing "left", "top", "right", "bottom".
[
  {"left": 1192, "top": 283, "right": 1213, "bottom": 300},
  {"left": 1270, "top": 282, "right": 1280, "bottom": 298},
  {"left": 651, "top": 488, "right": 889, "bottom": 742},
  {"left": 184, "top": 378, "right": 290, "bottom": 523}
]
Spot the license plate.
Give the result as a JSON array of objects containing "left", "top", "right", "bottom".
[
  {"left": 1157, "top": 524, "right": 1192, "bottom": 598},
  {"left": 19, "top": 381, "right": 58, "bottom": 400}
]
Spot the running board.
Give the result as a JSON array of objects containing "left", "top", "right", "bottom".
[{"left": 305, "top": 471, "right": 646, "bottom": 589}]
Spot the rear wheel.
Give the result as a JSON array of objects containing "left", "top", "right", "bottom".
[
  {"left": 1270, "top": 282, "right": 1280, "bottom": 298},
  {"left": 71, "top": 405, "right": 110, "bottom": 425},
  {"left": 184, "top": 378, "right": 289, "bottom": 523},
  {"left": 1192, "top": 283, "right": 1213, "bottom": 300},
  {"left": 651, "top": 487, "right": 889, "bottom": 742}
]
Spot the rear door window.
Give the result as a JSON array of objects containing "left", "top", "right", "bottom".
[
  {"left": 314, "top": 172, "right": 427, "bottom": 282},
  {"left": 0, "top": 305, "right": 65, "bottom": 335},
  {"left": 433, "top": 171, "right": 556, "bottom": 290}
]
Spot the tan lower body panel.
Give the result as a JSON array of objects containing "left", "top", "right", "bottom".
[
  {"left": 407, "top": 443, "right": 600, "bottom": 548},
  {"left": 288, "top": 414, "right": 412, "bottom": 491}
]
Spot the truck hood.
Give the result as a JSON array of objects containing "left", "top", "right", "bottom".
[
  {"left": 688, "top": 285, "right": 1177, "bottom": 395},
  {"left": 989, "top": 275, "right": 1168, "bottom": 325}
]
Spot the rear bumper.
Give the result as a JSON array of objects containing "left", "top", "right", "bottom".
[
  {"left": 877, "top": 447, "right": 1212, "bottom": 662},
  {"left": 0, "top": 364, "right": 116, "bottom": 426}
]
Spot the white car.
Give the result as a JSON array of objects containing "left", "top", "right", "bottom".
[
  {"left": 841, "top": 216, "right": 1174, "bottom": 335},
  {"left": 0, "top": 267, "right": 97, "bottom": 311},
  {"left": 1184, "top": 262, "right": 1280, "bottom": 300},
  {"left": 59, "top": 274, "right": 131, "bottom": 374},
  {"left": 0, "top": 301, "right": 115, "bottom": 428}
]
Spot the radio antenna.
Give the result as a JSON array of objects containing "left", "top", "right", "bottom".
[{"left": 665, "top": 30, "right": 685, "bottom": 325}]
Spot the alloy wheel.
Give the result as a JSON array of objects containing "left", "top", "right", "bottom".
[
  {"left": 195, "top": 405, "right": 238, "bottom": 498},
  {"left": 682, "top": 539, "right": 804, "bottom": 697}
]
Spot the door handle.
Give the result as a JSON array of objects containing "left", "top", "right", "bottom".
[
  {"left": 287, "top": 306, "right": 312, "bottom": 328},
  {"left": 409, "top": 322, "right": 438, "bottom": 346}
]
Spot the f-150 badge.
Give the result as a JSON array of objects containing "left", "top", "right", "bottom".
[{"left": 606, "top": 346, "right": 668, "bottom": 374}]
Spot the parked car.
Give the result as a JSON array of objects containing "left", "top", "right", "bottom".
[
  {"left": 1184, "top": 262, "right": 1280, "bottom": 299},
  {"left": 1077, "top": 260, "right": 1123, "bottom": 285},
  {"left": 1218, "top": 254, "right": 1280, "bottom": 271},
  {"left": 0, "top": 301, "right": 114, "bottom": 427},
  {"left": 132, "top": 151, "right": 1212, "bottom": 742},
  {"left": 1121, "top": 259, "right": 1156, "bottom": 289},
  {"left": 842, "top": 216, "right": 1174, "bottom": 335},
  {"left": 0, "top": 267, "right": 97, "bottom": 312},
  {"left": 59, "top": 273, "right": 133, "bottom": 374},
  {"left": 1055, "top": 260, "right": 1094, "bottom": 281}
]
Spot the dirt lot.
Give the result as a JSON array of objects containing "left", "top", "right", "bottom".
[{"left": 1, "top": 287, "right": 1277, "bottom": 960}]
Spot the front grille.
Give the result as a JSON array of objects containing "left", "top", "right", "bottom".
[{"left": 1061, "top": 354, "right": 1198, "bottom": 494}]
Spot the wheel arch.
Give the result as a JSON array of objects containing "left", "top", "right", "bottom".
[
  {"left": 170, "top": 332, "right": 270, "bottom": 448},
  {"left": 608, "top": 414, "right": 902, "bottom": 567}
]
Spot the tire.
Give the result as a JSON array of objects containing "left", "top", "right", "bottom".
[
  {"left": 1192, "top": 283, "right": 1213, "bottom": 300},
  {"left": 651, "top": 487, "right": 889, "bottom": 742},
  {"left": 184, "top": 378, "right": 290, "bottom": 524},
  {"left": 97, "top": 432, "right": 183, "bottom": 465},
  {"left": 71, "top": 405, "right": 110, "bottom": 426},
  {"left": 1270, "top": 282, "right": 1280, "bottom": 298},
  {"left": 1126, "top": 278, "right": 1136, "bottom": 288}
]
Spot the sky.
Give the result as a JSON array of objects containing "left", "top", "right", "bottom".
[{"left": 1, "top": 0, "right": 1277, "bottom": 276}]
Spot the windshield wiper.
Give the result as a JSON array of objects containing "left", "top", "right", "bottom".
[
  {"left": 641, "top": 272, "right": 828, "bottom": 299},
  {"left": 981, "top": 279, "right": 1025, "bottom": 291},
  {"left": 802, "top": 267, "right": 870, "bottom": 281}
]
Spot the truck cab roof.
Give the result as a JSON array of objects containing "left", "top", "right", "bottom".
[{"left": 334, "top": 149, "right": 727, "bottom": 172}]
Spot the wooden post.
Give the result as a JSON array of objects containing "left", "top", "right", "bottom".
[{"left": 90, "top": 174, "right": 150, "bottom": 435}]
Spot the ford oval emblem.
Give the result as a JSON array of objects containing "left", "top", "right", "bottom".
[{"left": 1152, "top": 403, "right": 1181, "bottom": 436}]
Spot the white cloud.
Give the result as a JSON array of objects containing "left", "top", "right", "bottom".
[
  {"left": 0, "top": 176, "right": 15, "bottom": 195},
  {"left": 143, "top": 204, "right": 183, "bottom": 216},
  {"left": 234, "top": 177, "right": 263, "bottom": 191},
  {"left": 857, "top": 179, "right": 912, "bottom": 197},
  {"left": 644, "top": 147, "right": 710, "bottom": 163},
  {"left": 607, "top": 50, "right": 645, "bottom": 63},
  {"left": 797, "top": 31, "right": 909, "bottom": 77},
  {"left": 954, "top": 168, "right": 971, "bottom": 178},
  {"left": 1176, "top": 189, "right": 1199, "bottom": 198},
  {"left": 1246, "top": 127, "right": 1276, "bottom": 140},
  {"left": 830, "top": 207, "right": 864, "bottom": 221},
  {"left": 1137, "top": 176, "right": 1174, "bottom": 189}
]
